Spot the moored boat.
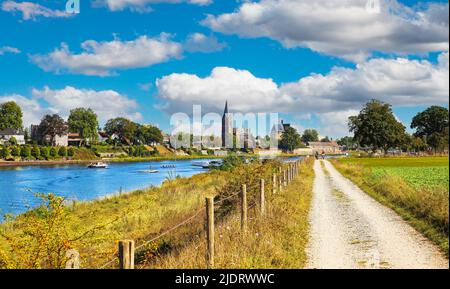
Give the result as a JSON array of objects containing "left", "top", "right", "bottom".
[{"left": 87, "top": 162, "right": 108, "bottom": 169}]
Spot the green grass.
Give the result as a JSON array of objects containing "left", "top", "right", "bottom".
[
  {"left": 339, "top": 156, "right": 449, "bottom": 167},
  {"left": 372, "top": 166, "right": 449, "bottom": 190}
]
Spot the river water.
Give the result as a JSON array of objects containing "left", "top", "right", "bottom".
[{"left": 0, "top": 159, "right": 214, "bottom": 216}]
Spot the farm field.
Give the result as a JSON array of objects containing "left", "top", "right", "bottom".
[
  {"left": 332, "top": 156, "right": 449, "bottom": 254},
  {"left": 338, "top": 157, "right": 449, "bottom": 190}
]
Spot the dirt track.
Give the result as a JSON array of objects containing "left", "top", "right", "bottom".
[{"left": 306, "top": 160, "right": 448, "bottom": 269}]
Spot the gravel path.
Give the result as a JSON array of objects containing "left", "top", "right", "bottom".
[{"left": 306, "top": 159, "right": 448, "bottom": 269}]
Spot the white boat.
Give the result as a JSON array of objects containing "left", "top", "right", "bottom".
[
  {"left": 87, "top": 162, "right": 108, "bottom": 169},
  {"left": 139, "top": 169, "right": 159, "bottom": 173}
]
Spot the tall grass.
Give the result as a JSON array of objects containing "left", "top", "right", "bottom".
[
  {"left": 152, "top": 158, "right": 314, "bottom": 269},
  {"left": 331, "top": 160, "right": 449, "bottom": 254}
]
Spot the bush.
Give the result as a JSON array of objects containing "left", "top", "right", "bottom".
[
  {"left": 20, "top": 145, "right": 31, "bottom": 159},
  {"left": 50, "top": 147, "right": 58, "bottom": 158},
  {"left": 67, "top": 147, "right": 75, "bottom": 157},
  {"left": 0, "top": 146, "right": 10, "bottom": 159},
  {"left": 31, "top": 145, "right": 40, "bottom": 159},
  {"left": 58, "top": 146, "right": 67, "bottom": 157},
  {"left": 11, "top": 146, "right": 20, "bottom": 157},
  {"left": 40, "top": 147, "right": 50, "bottom": 160}
]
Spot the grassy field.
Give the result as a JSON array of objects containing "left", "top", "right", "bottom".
[
  {"left": 0, "top": 158, "right": 314, "bottom": 269},
  {"left": 332, "top": 157, "right": 449, "bottom": 254},
  {"left": 153, "top": 158, "right": 314, "bottom": 269}
]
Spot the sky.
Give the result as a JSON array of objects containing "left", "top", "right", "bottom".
[{"left": 0, "top": 0, "right": 448, "bottom": 138}]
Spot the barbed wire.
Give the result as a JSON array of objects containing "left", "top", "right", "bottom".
[{"left": 97, "top": 161, "right": 302, "bottom": 269}]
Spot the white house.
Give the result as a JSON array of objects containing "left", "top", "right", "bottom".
[{"left": 0, "top": 128, "right": 25, "bottom": 145}]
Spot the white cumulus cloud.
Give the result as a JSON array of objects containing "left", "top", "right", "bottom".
[
  {"left": 156, "top": 53, "right": 449, "bottom": 136},
  {"left": 30, "top": 34, "right": 183, "bottom": 76},
  {"left": 0, "top": 46, "right": 21, "bottom": 55},
  {"left": 185, "top": 33, "right": 227, "bottom": 53},
  {"left": 1, "top": 1, "right": 70, "bottom": 20},
  {"left": 94, "top": 0, "right": 212, "bottom": 11},
  {"left": 202, "top": 0, "right": 449, "bottom": 62},
  {"left": 0, "top": 87, "right": 142, "bottom": 127}
]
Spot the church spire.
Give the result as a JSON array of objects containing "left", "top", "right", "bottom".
[{"left": 224, "top": 101, "right": 229, "bottom": 115}]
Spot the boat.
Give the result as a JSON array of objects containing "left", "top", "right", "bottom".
[
  {"left": 192, "top": 161, "right": 209, "bottom": 167},
  {"left": 202, "top": 160, "right": 223, "bottom": 169},
  {"left": 139, "top": 169, "right": 159, "bottom": 173},
  {"left": 87, "top": 162, "right": 108, "bottom": 169},
  {"left": 161, "top": 164, "right": 176, "bottom": 169}
]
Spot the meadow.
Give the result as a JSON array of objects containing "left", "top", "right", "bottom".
[{"left": 332, "top": 156, "right": 449, "bottom": 254}]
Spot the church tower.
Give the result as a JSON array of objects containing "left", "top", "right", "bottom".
[{"left": 221, "top": 101, "right": 233, "bottom": 148}]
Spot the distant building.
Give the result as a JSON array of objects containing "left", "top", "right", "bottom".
[
  {"left": 0, "top": 128, "right": 25, "bottom": 145},
  {"left": 98, "top": 131, "right": 109, "bottom": 143},
  {"left": 30, "top": 125, "right": 69, "bottom": 146},
  {"left": 221, "top": 101, "right": 233, "bottom": 148},
  {"left": 271, "top": 120, "right": 291, "bottom": 141},
  {"left": 308, "top": 141, "right": 341, "bottom": 154}
]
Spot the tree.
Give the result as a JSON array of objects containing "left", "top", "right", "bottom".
[
  {"left": 0, "top": 101, "right": 23, "bottom": 131},
  {"left": 279, "top": 127, "right": 302, "bottom": 152},
  {"left": 104, "top": 118, "right": 138, "bottom": 145},
  {"left": 134, "top": 125, "right": 163, "bottom": 145},
  {"left": 38, "top": 114, "right": 68, "bottom": 146},
  {"left": 301, "top": 129, "right": 319, "bottom": 143},
  {"left": 68, "top": 108, "right": 99, "bottom": 146},
  {"left": 411, "top": 106, "right": 449, "bottom": 151},
  {"left": 337, "top": 136, "right": 357, "bottom": 150},
  {"left": 320, "top": 136, "right": 331, "bottom": 142},
  {"left": 349, "top": 100, "right": 406, "bottom": 153},
  {"left": 40, "top": 147, "right": 50, "bottom": 160},
  {"left": 411, "top": 136, "right": 427, "bottom": 153},
  {"left": 50, "top": 147, "right": 58, "bottom": 158}
]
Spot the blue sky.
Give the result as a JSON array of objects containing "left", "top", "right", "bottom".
[{"left": 0, "top": 0, "right": 448, "bottom": 138}]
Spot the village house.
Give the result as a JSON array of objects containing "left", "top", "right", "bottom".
[
  {"left": 0, "top": 128, "right": 25, "bottom": 145},
  {"left": 308, "top": 141, "right": 342, "bottom": 154}
]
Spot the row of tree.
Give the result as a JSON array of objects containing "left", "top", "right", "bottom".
[
  {"left": 349, "top": 100, "right": 449, "bottom": 153},
  {"left": 0, "top": 102, "right": 163, "bottom": 147}
]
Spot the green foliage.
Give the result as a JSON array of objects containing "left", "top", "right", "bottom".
[
  {"left": 104, "top": 118, "right": 137, "bottom": 145},
  {"left": 0, "top": 101, "right": 23, "bottom": 131},
  {"left": 0, "top": 146, "right": 10, "bottom": 159},
  {"left": 11, "top": 146, "right": 20, "bottom": 157},
  {"left": 68, "top": 108, "right": 99, "bottom": 145},
  {"left": 0, "top": 194, "right": 73, "bottom": 269},
  {"left": 372, "top": 167, "right": 449, "bottom": 190},
  {"left": 218, "top": 155, "right": 245, "bottom": 171},
  {"left": 38, "top": 114, "right": 68, "bottom": 145},
  {"left": 58, "top": 146, "right": 67, "bottom": 157},
  {"left": 280, "top": 127, "right": 302, "bottom": 152},
  {"left": 8, "top": 137, "right": 17, "bottom": 146},
  {"left": 301, "top": 129, "right": 319, "bottom": 143},
  {"left": 135, "top": 125, "right": 163, "bottom": 145},
  {"left": 67, "top": 147, "right": 75, "bottom": 157},
  {"left": 50, "top": 147, "right": 58, "bottom": 158},
  {"left": 40, "top": 147, "right": 50, "bottom": 160},
  {"left": 349, "top": 99, "right": 406, "bottom": 152},
  {"left": 31, "top": 145, "right": 40, "bottom": 159},
  {"left": 20, "top": 145, "right": 31, "bottom": 159}
]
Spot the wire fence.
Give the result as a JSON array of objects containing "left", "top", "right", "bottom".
[{"left": 76, "top": 160, "right": 303, "bottom": 269}]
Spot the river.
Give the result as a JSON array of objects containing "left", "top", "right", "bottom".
[{"left": 0, "top": 159, "right": 215, "bottom": 216}]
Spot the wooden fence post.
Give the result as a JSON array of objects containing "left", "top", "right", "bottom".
[
  {"left": 205, "top": 197, "right": 214, "bottom": 269},
  {"left": 272, "top": 173, "right": 277, "bottom": 194},
  {"left": 241, "top": 184, "right": 248, "bottom": 232},
  {"left": 259, "top": 179, "right": 265, "bottom": 217},
  {"left": 118, "top": 240, "right": 135, "bottom": 269},
  {"left": 284, "top": 170, "right": 287, "bottom": 187}
]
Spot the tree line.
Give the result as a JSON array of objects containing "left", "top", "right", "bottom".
[{"left": 0, "top": 102, "right": 163, "bottom": 146}]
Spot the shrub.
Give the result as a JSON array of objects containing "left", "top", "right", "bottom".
[
  {"left": 0, "top": 146, "right": 10, "bottom": 159},
  {"left": 11, "top": 146, "right": 20, "bottom": 157},
  {"left": 67, "top": 147, "right": 75, "bottom": 157},
  {"left": 31, "top": 145, "right": 40, "bottom": 159},
  {"left": 50, "top": 147, "right": 58, "bottom": 158},
  {"left": 58, "top": 146, "right": 67, "bottom": 157},
  {"left": 20, "top": 145, "right": 31, "bottom": 159},
  {"left": 40, "top": 147, "right": 50, "bottom": 160}
]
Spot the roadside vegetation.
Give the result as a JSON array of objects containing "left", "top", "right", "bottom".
[
  {"left": 0, "top": 157, "right": 314, "bottom": 269},
  {"left": 154, "top": 158, "right": 314, "bottom": 269},
  {"left": 331, "top": 157, "right": 449, "bottom": 255}
]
